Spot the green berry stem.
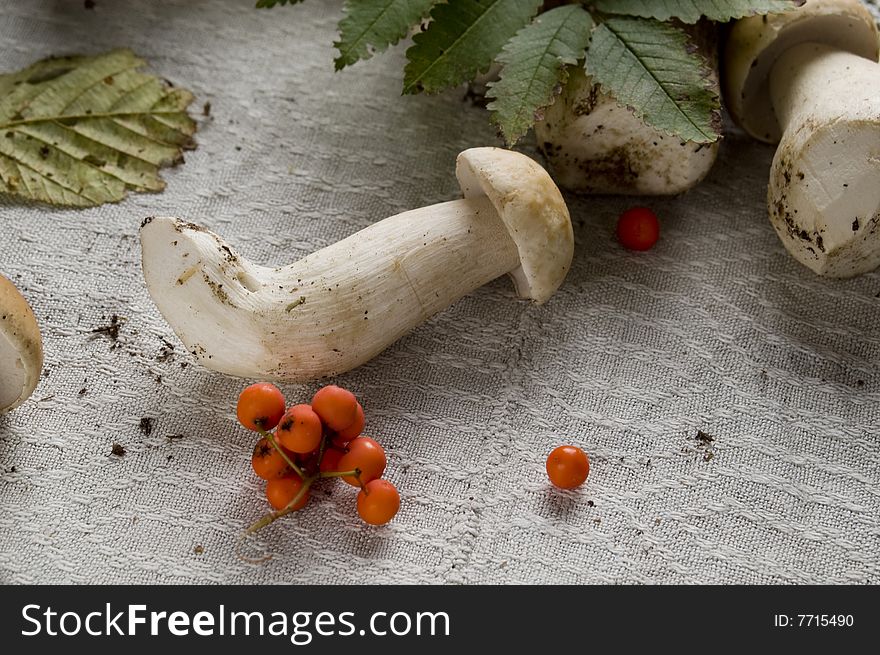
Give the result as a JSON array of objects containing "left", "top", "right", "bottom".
[
  {"left": 318, "top": 467, "right": 361, "bottom": 480},
  {"left": 353, "top": 470, "right": 367, "bottom": 494},
  {"left": 258, "top": 427, "right": 307, "bottom": 480},
  {"left": 248, "top": 434, "right": 363, "bottom": 534},
  {"left": 245, "top": 477, "right": 314, "bottom": 534}
]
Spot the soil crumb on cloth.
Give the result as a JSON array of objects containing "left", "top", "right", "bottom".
[{"left": 91, "top": 314, "right": 124, "bottom": 346}]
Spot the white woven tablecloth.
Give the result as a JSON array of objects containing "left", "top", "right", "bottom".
[{"left": 1, "top": 0, "right": 878, "bottom": 585}]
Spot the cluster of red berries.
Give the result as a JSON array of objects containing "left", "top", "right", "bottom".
[{"left": 237, "top": 382, "right": 399, "bottom": 528}]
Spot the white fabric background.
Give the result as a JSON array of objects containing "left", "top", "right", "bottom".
[{"left": 0, "top": 0, "right": 878, "bottom": 585}]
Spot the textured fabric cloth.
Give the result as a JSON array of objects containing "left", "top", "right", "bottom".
[{"left": 0, "top": 0, "right": 878, "bottom": 585}]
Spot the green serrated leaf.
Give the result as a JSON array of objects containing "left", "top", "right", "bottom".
[
  {"left": 0, "top": 49, "right": 197, "bottom": 207},
  {"left": 256, "top": 0, "right": 304, "bottom": 8},
  {"left": 334, "top": 0, "right": 436, "bottom": 71},
  {"left": 585, "top": 17, "right": 720, "bottom": 143},
  {"left": 403, "top": 0, "right": 543, "bottom": 94},
  {"left": 591, "top": 0, "right": 804, "bottom": 24},
  {"left": 486, "top": 5, "right": 593, "bottom": 145}
]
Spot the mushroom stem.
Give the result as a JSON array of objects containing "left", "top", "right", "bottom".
[
  {"left": 768, "top": 44, "right": 880, "bottom": 276},
  {"left": 141, "top": 198, "right": 520, "bottom": 380}
]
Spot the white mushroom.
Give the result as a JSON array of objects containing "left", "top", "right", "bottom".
[
  {"left": 0, "top": 273, "right": 43, "bottom": 413},
  {"left": 725, "top": 0, "right": 880, "bottom": 277},
  {"left": 140, "top": 147, "right": 573, "bottom": 381},
  {"left": 534, "top": 25, "right": 721, "bottom": 195}
]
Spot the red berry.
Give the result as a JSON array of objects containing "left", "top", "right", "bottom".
[
  {"left": 311, "top": 385, "right": 358, "bottom": 432},
  {"left": 319, "top": 447, "right": 344, "bottom": 474},
  {"left": 237, "top": 382, "right": 286, "bottom": 431},
  {"left": 251, "top": 437, "right": 290, "bottom": 480},
  {"left": 337, "top": 437, "right": 386, "bottom": 487},
  {"left": 357, "top": 479, "right": 400, "bottom": 525},
  {"left": 546, "top": 445, "right": 590, "bottom": 489},
  {"left": 276, "top": 404, "right": 323, "bottom": 454},
  {"left": 617, "top": 207, "right": 659, "bottom": 251},
  {"left": 334, "top": 402, "right": 365, "bottom": 443}
]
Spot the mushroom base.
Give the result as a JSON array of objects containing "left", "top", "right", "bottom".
[
  {"left": 0, "top": 273, "right": 43, "bottom": 413},
  {"left": 768, "top": 45, "right": 880, "bottom": 277},
  {"left": 0, "top": 330, "right": 27, "bottom": 410},
  {"left": 769, "top": 120, "right": 880, "bottom": 277},
  {"left": 535, "top": 69, "right": 719, "bottom": 195}
]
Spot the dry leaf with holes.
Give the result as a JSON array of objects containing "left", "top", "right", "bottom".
[{"left": 0, "top": 49, "right": 197, "bottom": 207}]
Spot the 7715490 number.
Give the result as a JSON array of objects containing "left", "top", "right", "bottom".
[{"left": 774, "top": 614, "right": 854, "bottom": 627}]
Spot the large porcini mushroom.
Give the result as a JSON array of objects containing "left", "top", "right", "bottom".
[
  {"left": 0, "top": 273, "right": 43, "bottom": 413},
  {"left": 140, "top": 147, "right": 573, "bottom": 381},
  {"left": 725, "top": 0, "right": 880, "bottom": 277},
  {"left": 535, "top": 27, "right": 720, "bottom": 195}
]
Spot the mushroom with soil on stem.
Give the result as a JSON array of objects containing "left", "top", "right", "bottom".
[
  {"left": 0, "top": 273, "right": 43, "bottom": 413},
  {"left": 724, "top": 0, "right": 880, "bottom": 277},
  {"left": 140, "top": 147, "right": 573, "bottom": 381},
  {"left": 534, "top": 25, "right": 721, "bottom": 195}
]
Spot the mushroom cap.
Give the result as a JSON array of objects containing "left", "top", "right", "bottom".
[
  {"left": 724, "top": 0, "right": 879, "bottom": 143},
  {"left": 0, "top": 273, "right": 43, "bottom": 413},
  {"left": 455, "top": 147, "right": 573, "bottom": 304}
]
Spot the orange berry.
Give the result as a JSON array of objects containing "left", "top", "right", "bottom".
[
  {"left": 265, "top": 473, "right": 310, "bottom": 511},
  {"left": 334, "top": 402, "right": 365, "bottom": 444},
  {"left": 251, "top": 437, "right": 290, "bottom": 480},
  {"left": 357, "top": 479, "right": 400, "bottom": 526},
  {"left": 319, "top": 447, "right": 344, "bottom": 474},
  {"left": 237, "top": 382, "right": 285, "bottom": 431},
  {"left": 276, "top": 404, "right": 323, "bottom": 454},
  {"left": 311, "top": 385, "right": 358, "bottom": 432},
  {"left": 546, "top": 445, "right": 590, "bottom": 489},
  {"left": 337, "top": 437, "right": 386, "bottom": 487}
]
